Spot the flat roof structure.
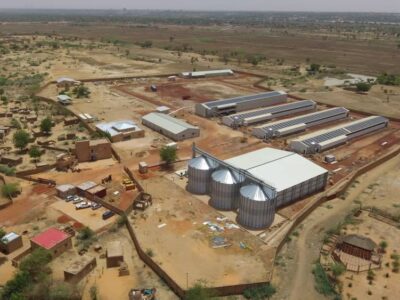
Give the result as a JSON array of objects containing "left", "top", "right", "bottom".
[
  {"left": 31, "top": 228, "right": 70, "bottom": 250},
  {"left": 253, "top": 107, "right": 350, "bottom": 139},
  {"left": 56, "top": 184, "right": 76, "bottom": 193},
  {"left": 77, "top": 181, "right": 97, "bottom": 191},
  {"left": 222, "top": 100, "right": 316, "bottom": 127},
  {"left": 107, "top": 241, "right": 123, "bottom": 257},
  {"left": 87, "top": 185, "right": 106, "bottom": 195},
  {"left": 225, "top": 148, "right": 327, "bottom": 192},
  {"left": 290, "top": 116, "right": 389, "bottom": 154},
  {"left": 57, "top": 95, "right": 71, "bottom": 101},
  {"left": 95, "top": 120, "right": 141, "bottom": 137},
  {"left": 142, "top": 112, "right": 200, "bottom": 141},
  {"left": 195, "top": 91, "right": 287, "bottom": 118},
  {"left": 64, "top": 255, "right": 96, "bottom": 276}
]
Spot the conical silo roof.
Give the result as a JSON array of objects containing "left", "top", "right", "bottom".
[
  {"left": 188, "top": 156, "right": 210, "bottom": 170},
  {"left": 240, "top": 185, "right": 268, "bottom": 201},
  {"left": 212, "top": 169, "right": 240, "bottom": 184}
]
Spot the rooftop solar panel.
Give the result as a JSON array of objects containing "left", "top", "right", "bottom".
[
  {"left": 227, "top": 100, "right": 315, "bottom": 121},
  {"left": 258, "top": 107, "right": 349, "bottom": 133},
  {"left": 204, "top": 91, "right": 284, "bottom": 108}
]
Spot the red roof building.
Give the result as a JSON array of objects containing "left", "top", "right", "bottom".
[{"left": 30, "top": 228, "right": 72, "bottom": 258}]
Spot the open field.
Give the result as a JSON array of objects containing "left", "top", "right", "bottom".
[{"left": 1, "top": 22, "right": 400, "bottom": 75}]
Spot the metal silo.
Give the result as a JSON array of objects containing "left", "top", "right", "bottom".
[
  {"left": 187, "top": 156, "right": 218, "bottom": 195},
  {"left": 238, "top": 184, "right": 276, "bottom": 229},
  {"left": 210, "top": 169, "right": 245, "bottom": 211}
]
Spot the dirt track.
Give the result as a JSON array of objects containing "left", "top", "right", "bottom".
[{"left": 273, "top": 154, "right": 400, "bottom": 300}]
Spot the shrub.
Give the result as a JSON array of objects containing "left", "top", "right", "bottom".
[
  {"left": 1, "top": 183, "right": 20, "bottom": 198},
  {"left": 312, "top": 263, "right": 337, "bottom": 296},
  {"left": 243, "top": 284, "right": 277, "bottom": 299}
]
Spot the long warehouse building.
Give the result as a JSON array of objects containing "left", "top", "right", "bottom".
[
  {"left": 222, "top": 100, "right": 316, "bottom": 128},
  {"left": 187, "top": 146, "right": 328, "bottom": 229},
  {"left": 252, "top": 107, "right": 350, "bottom": 139},
  {"left": 195, "top": 91, "right": 287, "bottom": 118},
  {"left": 142, "top": 112, "right": 200, "bottom": 141},
  {"left": 290, "top": 116, "right": 389, "bottom": 154}
]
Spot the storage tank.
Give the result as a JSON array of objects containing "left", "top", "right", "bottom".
[
  {"left": 210, "top": 169, "right": 245, "bottom": 211},
  {"left": 238, "top": 184, "right": 276, "bottom": 229},
  {"left": 187, "top": 156, "right": 218, "bottom": 195}
]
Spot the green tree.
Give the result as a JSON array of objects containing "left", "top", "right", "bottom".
[
  {"left": 0, "top": 88, "right": 4, "bottom": 95},
  {"left": 19, "top": 248, "right": 52, "bottom": 281},
  {"left": 159, "top": 145, "right": 177, "bottom": 165},
  {"left": 331, "top": 262, "right": 346, "bottom": 280},
  {"left": 10, "top": 118, "right": 21, "bottom": 130},
  {"left": 355, "top": 82, "right": 372, "bottom": 92},
  {"left": 72, "top": 84, "right": 91, "bottom": 98},
  {"left": 1, "top": 183, "right": 20, "bottom": 198},
  {"left": 380, "top": 240, "right": 388, "bottom": 252},
  {"left": 13, "top": 129, "right": 30, "bottom": 151},
  {"left": 29, "top": 146, "right": 42, "bottom": 162},
  {"left": 0, "top": 228, "right": 6, "bottom": 239},
  {"left": 308, "top": 63, "right": 321, "bottom": 74},
  {"left": 185, "top": 281, "right": 215, "bottom": 300},
  {"left": 243, "top": 284, "right": 277, "bottom": 299},
  {"left": 40, "top": 117, "right": 53, "bottom": 134}
]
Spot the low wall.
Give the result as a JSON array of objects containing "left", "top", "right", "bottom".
[{"left": 15, "top": 163, "right": 57, "bottom": 178}]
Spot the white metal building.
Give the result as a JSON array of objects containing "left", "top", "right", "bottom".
[
  {"left": 195, "top": 91, "right": 287, "bottom": 118},
  {"left": 224, "top": 148, "right": 328, "bottom": 207},
  {"left": 252, "top": 107, "right": 350, "bottom": 139},
  {"left": 290, "top": 116, "right": 389, "bottom": 154},
  {"left": 222, "top": 100, "right": 316, "bottom": 127},
  {"left": 188, "top": 146, "right": 328, "bottom": 209},
  {"left": 181, "top": 69, "right": 234, "bottom": 79},
  {"left": 142, "top": 112, "right": 200, "bottom": 141}
]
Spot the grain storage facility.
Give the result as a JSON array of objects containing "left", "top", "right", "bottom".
[
  {"left": 142, "top": 112, "right": 200, "bottom": 141},
  {"left": 187, "top": 146, "right": 328, "bottom": 228},
  {"left": 210, "top": 169, "right": 245, "bottom": 211},
  {"left": 222, "top": 100, "right": 316, "bottom": 128},
  {"left": 290, "top": 116, "right": 389, "bottom": 154},
  {"left": 195, "top": 91, "right": 287, "bottom": 118},
  {"left": 187, "top": 156, "right": 219, "bottom": 195},
  {"left": 252, "top": 107, "right": 350, "bottom": 139},
  {"left": 238, "top": 185, "right": 276, "bottom": 229}
]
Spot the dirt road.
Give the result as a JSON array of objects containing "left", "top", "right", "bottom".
[{"left": 273, "top": 154, "right": 400, "bottom": 300}]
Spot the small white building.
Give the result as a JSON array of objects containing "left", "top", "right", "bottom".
[{"left": 142, "top": 112, "right": 200, "bottom": 141}]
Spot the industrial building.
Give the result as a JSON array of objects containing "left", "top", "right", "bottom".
[
  {"left": 222, "top": 100, "right": 316, "bottom": 128},
  {"left": 95, "top": 120, "right": 145, "bottom": 143},
  {"left": 195, "top": 91, "right": 287, "bottom": 118},
  {"left": 187, "top": 146, "right": 328, "bottom": 229},
  {"left": 252, "top": 107, "right": 350, "bottom": 139},
  {"left": 142, "top": 112, "right": 200, "bottom": 141},
  {"left": 290, "top": 116, "right": 389, "bottom": 154},
  {"left": 181, "top": 69, "right": 234, "bottom": 79}
]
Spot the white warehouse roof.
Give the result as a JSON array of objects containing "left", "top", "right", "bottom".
[
  {"left": 181, "top": 69, "right": 233, "bottom": 77},
  {"left": 96, "top": 120, "right": 141, "bottom": 137},
  {"left": 142, "top": 112, "right": 199, "bottom": 135},
  {"left": 225, "top": 148, "right": 327, "bottom": 192}
]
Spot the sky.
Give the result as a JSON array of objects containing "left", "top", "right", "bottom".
[{"left": 0, "top": 0, "right": 399, "bottom": 13}]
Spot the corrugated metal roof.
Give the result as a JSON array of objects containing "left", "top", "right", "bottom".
[
  {"left": 212, "top": 169, "right": 242, "bottom": 184},
  {"left": 31, "top": 228, "right": 70, "bottom": 250},
  {"left": 77, "top": 181, "right": 97, "bottom": 191},
  {"left": 1, "top": 232, "right": 20, "bottom": 244},
  {"left": 95, "top": 120, "right": 141, "bottom": 137},
  {"left": 181, "top": 69, "right": 233, "bottom": 77},
  {"left": 142, "top": 112, "right": 198, "bottom": 135},
  {"left": 225, "top": 147, "right": 327, "bottom": 192},
  {"left": 240, "top": 185, "right": 268, "bottom": 202}
]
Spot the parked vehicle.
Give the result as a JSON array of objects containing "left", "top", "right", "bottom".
[
  {"left": 76, "top": 202, "right": 91, "bottom": 210},
  {"left": 65, "top": 195, "right": 75, "bottom": 202},
  {"left": 102, "top": 210, "right": 115, "bottom": 220},
  {"left": 92, "top": 202, "right": 102, "bottom": 210},
  {"left": 73, "top": 196, "right": 83, "bottom": 204}
]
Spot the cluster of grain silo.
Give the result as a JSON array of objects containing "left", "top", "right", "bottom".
[
  {"left": 186, "top": 146, "right": 328, "bottom": 229},
  {"left": 210, "top": 169, "right": 245, "bottom": 211},
  {"left": 187, "top": 156, "right": 218, "bottom": 195},
  {"left": 238, "top": 185, "right": 276, "bottom": 229}
]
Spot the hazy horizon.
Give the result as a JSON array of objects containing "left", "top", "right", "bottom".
[{"left": 0, "top": 0, "right": 399, "bottom": 13}]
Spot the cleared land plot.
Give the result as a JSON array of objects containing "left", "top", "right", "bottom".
[
  {"left": 131, "top": 175, "right": 274, "bottom": 288},
  {"left": 50, "top": 199, "right": 115, "bottom": 232}
]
